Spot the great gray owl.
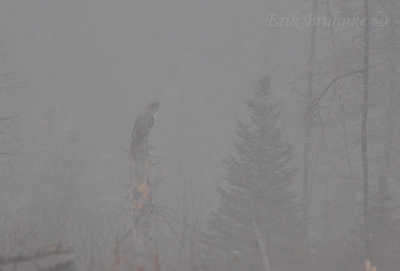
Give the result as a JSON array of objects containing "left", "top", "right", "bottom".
[{"left": 131, "top": 102, "right": 159, "bottom": 162}]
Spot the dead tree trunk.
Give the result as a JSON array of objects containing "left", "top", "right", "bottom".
[
  {"left": 302, "top": 0, "right": 318, "bottom": 222},
  {"left": 373, "top": 1, "right": 398, "bottom": 268},
  {"left": 130, "top": 103, "right": 159, "bottom": 270},
  {"left": 361, "top": 0, "right": 371, "bottom": 262}
]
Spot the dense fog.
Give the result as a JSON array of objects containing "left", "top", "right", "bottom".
[{"left": 0, "top": 1, "right": 399, "bottom": 271}]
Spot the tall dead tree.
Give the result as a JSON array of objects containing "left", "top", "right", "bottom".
[
  {"left": 130, "top": 102, "right": 159, "bottom": 270},
  {"left": 371, "top": 0, "right": 399, "bottom": 268},
  {"left": 378, "top": 0, "right": 398, "bottom": 202},
  {"left": 302, "top": 0, "right": 318, "bottom": 222},
  {"left": 361, "top": 0, "right": 371, "bottom": 262}
]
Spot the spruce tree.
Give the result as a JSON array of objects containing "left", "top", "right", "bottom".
[{"left": 203, "top": 77, "right": 306, "bottom": 271}]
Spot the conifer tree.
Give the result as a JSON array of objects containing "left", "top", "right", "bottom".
[{"left": 203, "top": 77, "right": 306, "bottom": 271}]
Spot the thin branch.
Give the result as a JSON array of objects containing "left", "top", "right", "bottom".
[
  {"left": 307, "top": 70, "right": 363, "bottom": 116},
  {"left": 290, "top": 71, "right": 332, "bottom": 86}
]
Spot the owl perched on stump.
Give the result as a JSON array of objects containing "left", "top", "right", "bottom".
[{"left": 131, "top": 102, "right": 159, "bottom": 179}]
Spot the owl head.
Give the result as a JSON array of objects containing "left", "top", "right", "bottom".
[{"left": 146, "top": 102, "right": 159, "bottom": 113}]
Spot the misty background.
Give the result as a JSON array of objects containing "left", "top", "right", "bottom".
[{"left": 0, "top": 1, "right": 399, "bottom": 271}]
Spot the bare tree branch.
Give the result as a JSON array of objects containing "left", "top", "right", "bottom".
[{"left": 307, "top": 70, "right": 363, "bottom": 116}]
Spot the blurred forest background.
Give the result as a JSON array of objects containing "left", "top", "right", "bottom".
[{"left": 0, "top": 0, "right": 399, "bottom": 271}]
